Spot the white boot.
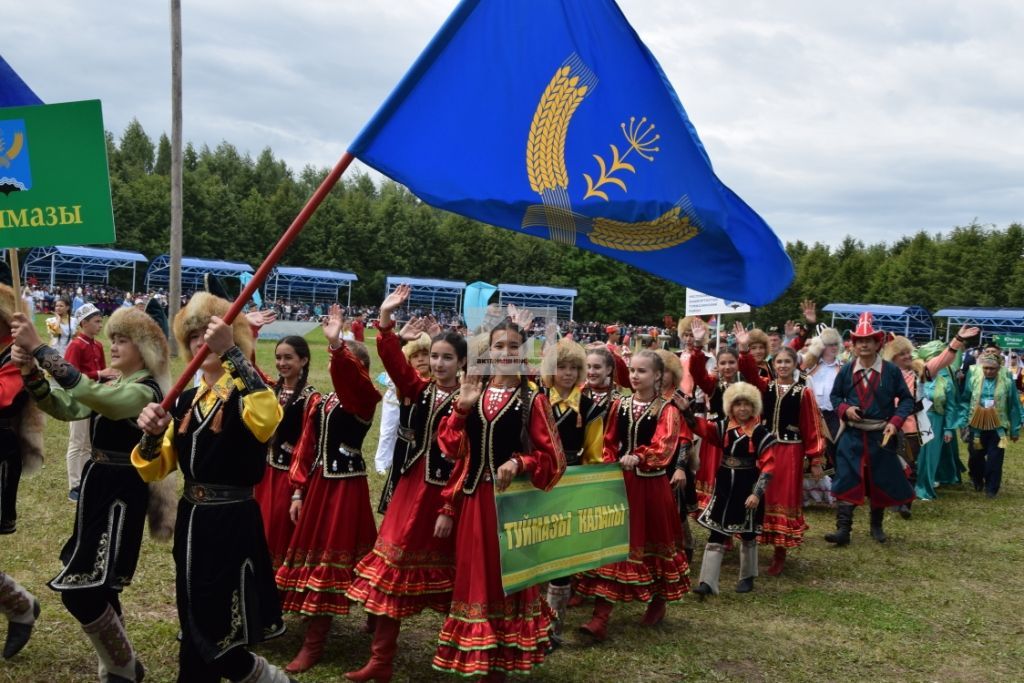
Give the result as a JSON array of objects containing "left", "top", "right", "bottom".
[
  {"left": 694, "top": 543, "right": 725, "bottom": 596},
  {"left": 82, "top": 604, "right": 143, "bottom": 682},
  {"left": 237, "top": 654, "right": 297, "bottom": 683},
  {"left": 736, "top": 539, "right": 758, "bottom": 593},
  {"left": 546, "top": 583, "right": 572, "bottom": 643}
]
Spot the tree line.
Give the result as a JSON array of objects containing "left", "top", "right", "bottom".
[{"left": 104, "top": 119, "right": 1022, "bottom": 326}]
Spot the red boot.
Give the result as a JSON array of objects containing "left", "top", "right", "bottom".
[
  {"left": 345, "top": 615, "right": 399, "bottom": 682},
  {"left": 285, "top": 615, "right": 332, "bottom": 673},
  {"left": 363, "top": 612, "right": 378, "bottom": 634},
  {"left": 640, "top": 597, "right": 666, "bottom": 627},
  {"left": 578, "top": 598, "right": 613, "bottom": 642},
  {"left": 764, "top": 546, "right": 786, "bottom": 577}
]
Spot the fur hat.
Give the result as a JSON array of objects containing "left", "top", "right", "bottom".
[
  {"left": 655, "top": 349, "right": 683, "bottom": 391},
  {"left": 541, "top": 337, "right": 586, "bottom": 388},
  {"left": 677, "top": 316, "right": 696, "bottom": 338},
  {"left": 819, "top": 327, "right": 841, "bottom": 347},
  {"left": 402, "top": 332, "right": 432, "bottom": 361},
  {"left": 173, "top": 292, "right": 253, "bottom": 361},
  {"left": 0, "top": 283, "right": 28, "bottom": 325},
  {"left": 747, "top": 328, "right": 769, "bottom": 349},
  {"left": 723, "top": 381, "right": 762, "bottom": 417},
  {"left": 882, "top": 335, "right": 914, "bottom": 362},
  {"left": 804, "top": 336, "right": 825, "bottom": 360},
  {"left": 106, "top": 307, "right": 171, "bottom": 394}
]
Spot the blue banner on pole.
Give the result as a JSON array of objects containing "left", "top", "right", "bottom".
[{"left": 350, "top": 0, "right": 793, "bottom": 305}]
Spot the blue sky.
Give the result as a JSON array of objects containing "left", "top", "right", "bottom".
[{"left": 7, "top": 0, "right": 1023, "bottom": 246}]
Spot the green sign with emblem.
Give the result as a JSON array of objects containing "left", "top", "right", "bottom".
[
  {"left": 0, "top": 100, "right": 115, "bottom": 248},
  {"left": 495, "top": 463, "right": 629, "bottom": 594},
  {"left": 994, "top": 334, "right": 1024, "bottom": 349}
]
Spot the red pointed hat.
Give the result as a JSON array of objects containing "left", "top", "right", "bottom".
[{"left": 850, "top": 312, "right": 886, "bottom": 342}]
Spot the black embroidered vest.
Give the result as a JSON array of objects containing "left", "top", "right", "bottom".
[
  {"left": 763, "top": 381, "right": 806, "bottom": 443},
  {"left": 543, "top": 388, "right": 600, "bottom": 467},
  {"left": 716, "top": 420, "right": 776, "bottom": 470},
  {"left": 311, "top": 393, "right": 373, "bottom": 479},
  {"left": 267, "top": 384, "right": 317, "bottom": 471},
  {"left": 171, "top": 386, "right": 268, "bottom": 486},
  {"left": 91, "top": 376, "right": 163, "bottom": 456},
  {"left": 394, "top": 382, "right": 458, "bottom": 486},
  {"left": 461, "top": 387, "right": 535, "bottom": 495},
  {"left": 613, "top": 396, "right": 668, "bottom": 478}
]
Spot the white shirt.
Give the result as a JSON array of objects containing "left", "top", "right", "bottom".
[{"left": 807, "top": 357, "right": 842, "bottom": 411}]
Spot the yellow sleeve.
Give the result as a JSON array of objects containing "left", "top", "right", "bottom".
[
  {"left": 131, "top": 420, "right": 179, "bottom": 483},
  {"left": 240, "top": 388, "right": 283, "bottom": 444},
  {"left": 581, "top": 416, "right": 605, "bottom": 465}
]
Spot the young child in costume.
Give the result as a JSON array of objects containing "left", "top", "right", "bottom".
[
  {"left": 13, "top": 307, "right": 175, "bottom": 682},
  {"left": 694, "top": 382, "right": 777, "bottom": 596},
  {"left": 134, "top": 293, "right": 289, "bottom": 683},
  {"left": 538, "top": 337, "right": 604, "bottom": 643}
]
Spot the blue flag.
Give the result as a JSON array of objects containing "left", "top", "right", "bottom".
[
  {"left": 350, "top": 0, "right": 793, "bottom": 306},
  {"left": 0, "top": 55, "right": 43, "bottom": 107}
]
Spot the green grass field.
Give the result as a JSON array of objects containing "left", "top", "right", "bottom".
[{"left": 2, "top": 326, "right": 1023, "bottom": 682}]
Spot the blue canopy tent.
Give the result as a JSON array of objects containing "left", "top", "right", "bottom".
[
  {"left": 20, "top": 245, "right": 147, "bottom": 290},
  {"left": 145, "top": 255, "right": 253, "bottom": 292},
  {"left": 933, "top": 308, "right": 1024, "bottom": 343},
  {"left": 822, "top": 303, "right": 934, "bottom": 339},
  {"left": 270, "top": 266, "right": 357, "bottom": 306},
  {"left": 385, "top": 276, "right": 466, "bottom": 313},
  {"left": 498, "top": 283, "right": 578, "bottom": 320}
]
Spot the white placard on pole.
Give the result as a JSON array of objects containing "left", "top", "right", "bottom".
[{"left": 685, "top": 289, "right": 751, "bottom": 317}]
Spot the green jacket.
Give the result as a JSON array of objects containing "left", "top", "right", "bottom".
[{"left": 959, "top": 369, "right": 1022, "bottom": 437}]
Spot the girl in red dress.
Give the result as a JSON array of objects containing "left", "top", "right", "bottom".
[
  {"left": 254, "top": 335, "right": 318, "bottom": 569},
  {"left": 345, "top": 285, "right": 466, "bottom": 682},
  {"left": 576, "top": 350, "right": 690, "bottom": 641},
  {"left": 432, "top": 320, "right": 565, "bottom": 680},
  {"left": 275, "top": 306, "right": 381, "bottom": 674},
  {"left": 752, "top": 346, "right": 825, "bottom": 575}
]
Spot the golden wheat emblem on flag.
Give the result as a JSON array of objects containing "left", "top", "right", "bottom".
[{"left": 523, "top": 54, "right": 700, "bottom": 251}]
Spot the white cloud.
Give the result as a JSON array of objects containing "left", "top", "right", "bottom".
[{"left": 6, "top": 0, "right": 1022, "bottom": 246}]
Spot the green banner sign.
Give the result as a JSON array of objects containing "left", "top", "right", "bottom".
[
  {"left": 994, "top": 334, "right": 1024, "bottom": 349},
  {"left": 0, "top": 100, "right": 115, "bottom": 248},
  {"left": 495, "top": 463, "right": 629, "bottom": 594}
]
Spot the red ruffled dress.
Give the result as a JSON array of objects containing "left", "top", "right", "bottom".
[
  {"left": 347, "top": 328, "right": 459, "bottom": 618},
  {"left": 255, "top": 383, "right": 319, "bottom": 569},
  {"left": 431, "top": 382, "right": 566, "bottom": 678},
  {"left": 275, "top": 344, "right": 381, "bottom": 616},
  {"left": 574, "top": 396, "right": 690, "bottom": 603},
  {"left": 690, "top": 349, "right": 760, "bottom": 511},
  {"left": 758, "top": 379, "right": 825, "bottom": 547}
]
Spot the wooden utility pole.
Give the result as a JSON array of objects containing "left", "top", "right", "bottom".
[{"left": 169, "top": 0, "right": 183, "bottom": 354}]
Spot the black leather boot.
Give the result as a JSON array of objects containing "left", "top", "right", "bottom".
[
  {"left": 824, "top": 502, "right": 854, "bottom": 546},
  {"left": 869, "top": 507, "right": 887, "bottom": 543}
]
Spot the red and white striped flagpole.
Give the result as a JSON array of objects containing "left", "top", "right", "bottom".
[{"left": 160, "top": 151, "right": 355, "bottom": 409}]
